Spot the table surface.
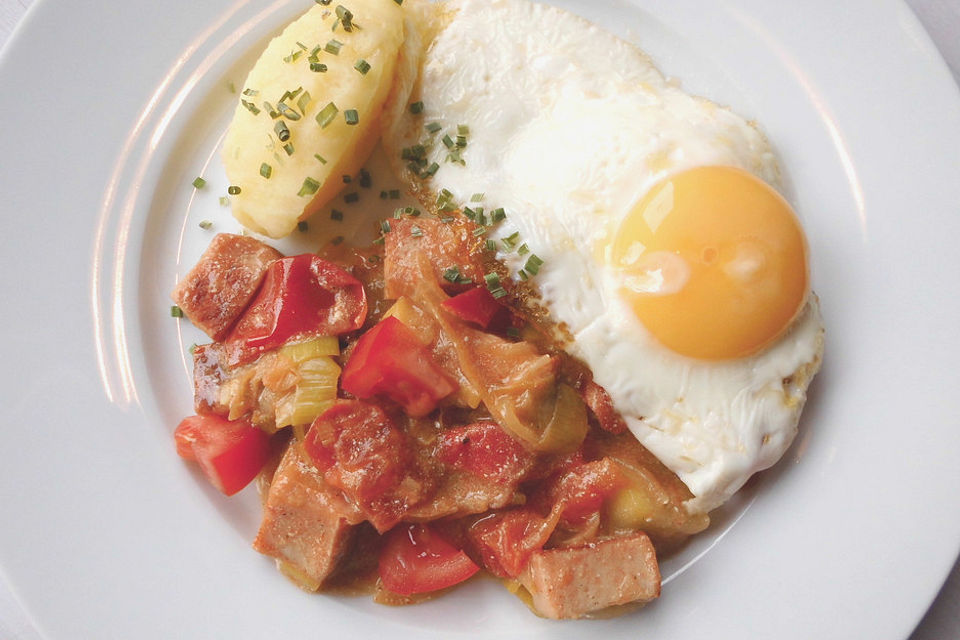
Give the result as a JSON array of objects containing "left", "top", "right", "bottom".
[{"left": 1, "top": 1, "right": 958, "bottom": 639}]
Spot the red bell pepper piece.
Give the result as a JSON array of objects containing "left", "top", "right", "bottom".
[
  {"left": 379, "top": 523, "right": 480, "bottom": 595},
  {"left": 227, "top": 254, "right": 367, "bottom": 364},
  {"left": 341, "top": 316, "right": 457, "bottom": 417},
  {"left": 173, "top": 415, "right": 270, "bottom": 496},
  {"left": 440, "top": 286, "right": 504, "bottom": 329}
]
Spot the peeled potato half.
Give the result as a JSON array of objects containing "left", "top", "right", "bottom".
[{"left": 223, "top": 0, "right": 405, "bottom": 238}]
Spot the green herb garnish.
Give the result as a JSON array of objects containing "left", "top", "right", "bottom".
[{"left": 298, "top": 177, "right": 320, "bottom": 197}]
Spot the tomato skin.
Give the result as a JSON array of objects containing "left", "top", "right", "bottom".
[
  {"left": 436, "top": 421, "right": 533, "bottom": 483},
  {"left": 304, "top": 400, "right": 424, "bottom": 532},
  {"left": 467, "top": 509, "right": 555, "bottom": 578},
  {"left": 341, "top": 316, "right": 457, "bottom": 417},
  {"left": 440, "top": 286, "right": 503, "bottom": 329},
  {"left": 542, "top": 459, "right": 628, "bottom": 526},
  {"left": 227, "top": 255, "right": 367, "bottom": 364},
  {"left": 379, "top": 523, "right": 480, "bottom": 595},
  {"left": 174, "top": 415, "right": 270, "bottom": 496}
]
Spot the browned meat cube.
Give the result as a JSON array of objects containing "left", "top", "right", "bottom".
[
  {"left": 171, "top": 233, "right": 282, "bottom": 340},
  {"left": 518, "top": 532, "right": 660, "bottom": 619},
  {"left": 383, "top": 218, "right": 486, "bottom": 299},
  {"left": 253, "top": 443, "right": 362, "bottom": 588}
]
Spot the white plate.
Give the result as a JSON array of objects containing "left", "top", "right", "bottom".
[{"left": 1, "top": 0, "right": 959, "bottom": 638}]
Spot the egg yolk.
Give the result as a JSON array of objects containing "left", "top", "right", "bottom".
[{"left": 611, "top": 166, "right": 808, "bottom": 360}]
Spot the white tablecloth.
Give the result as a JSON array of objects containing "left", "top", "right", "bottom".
[{"left": 1, "top": 0, "right": 958, "bottom": 638}]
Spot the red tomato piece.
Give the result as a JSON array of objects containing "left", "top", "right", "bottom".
[
  {"left": 440, "top": 286, "right": 504, "bottom": 329},
  {"left": 227, "top": 254, "right": 367, "bottom": 364},
  {"left": 173, "top": 415, "right": 270, "bottom": 496},
  {"left": 467, "top": 509, "right": 557, "bottom": 578},
  {"left": 548, "top": 460, "right": 628, "bottom": 525},
  {"left": 341, "top": 316, "right": 457, "bottom": 417},
  {"left": 379, "top": 523, "right": 480, "bottom": 595},
  {"left": 304, "top": 400, "right": 421, "bottom": 532},
  {"left": 436, "top": 421, "right": 533, "bottom": 483}
]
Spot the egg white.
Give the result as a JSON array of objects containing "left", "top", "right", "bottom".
[{"left": 385, "top": 0, "right": 824, "bottom": 513}]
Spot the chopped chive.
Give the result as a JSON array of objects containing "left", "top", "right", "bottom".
[
  {"left": 242, "top": 88, "right": 259, "bottom": 96},
  {"left": 470, "top": 192, "right": 484, "bottom": 202},
  {"left": 344, "top": 109, "right": 359, "bottom": 125},
  {"left": 409, "top": 101, "right": 424, "bottom": 114},
  {"left": 491, "top": 207, "right": 506, "bottom": 222},
  {"left": 274, "top": 120, "right": 290, "bottom": 142},
  {"left": 344, "top": 192, "right": 359, "bottom": 203},
  {"left": 506, "top": 326, "right": 521, "bottom": 338},
  {"left": 228, "top": 185, "right": 241, "bottom": 195},
  {"left": 298, "top": 221, "right": 309, "bottom": 232},
  {"left": 472, "top": 227, "right": 487, "bottom": 237},
  {"left": 283, "top": 50, "right": 304, "bottom": 63},
  {"left": 342, "top": 175, "right": 352, "bottom": 184},
  {"left": 502, "top": 231, "right": 520, "bottom": 249},
  {"left": 330, "top": 209, "right": 344, "bottom": 221},
  {"left": 354, "top": 59, "right": 371, "bottom": 75},
  {"left": 331, "top": 17, "right": 341, "bottom": 31},
  {"left": 442, "top": 134, "right": 455, "bottom": 149},
  {"left": 517, "top": 269, "right": 529, "bottom": 281},
  {"left": 484, "top": 272, "right": 501, "bottom": 289},
  {"left": 316, "top": 0, "right": 332, "bottom": 4},
  {"left": 240, "top": 99, "right": 260, "bottom": 115},
  {"left": 188, "top": 343, "right": 198, "bottom": 355},
  {"left": 517, "top": 243, "right": 529, "bottom": 255},
  {"left": 373, "top": 236, "right": 385, "bottom": 245},
  {"left": 380, "top": 220, "right": 392, "bottom": 233},
  {"left": 314, "top": 153, "right": 327, "bottom": 164},
  {"left": 425, "top": 122, "right": 442, "bottom": 134},
  {"left": 170, "top": 305, "right": 184, "bottom": 318},
  {"left": 199, "top": 220, "right": 213, "bottom": 230},
  {"left": 335, "top": 5, "right": 354, "bottom": 31},
  {"left": 316, "top": 102, "right": 338, "bottom": 127},
  {"left": 283, "top": 142, "right": 295, "bottom": 156},
  {"left": 219, "top": 196, "right": 229, "bottom": 206},
  {"left": 423, "top": 162, "right": 440, "bottom": 176},
  {"left": 410, "top": 225, "right": 423, "bottom": 238},
  {"left": 259, "top": 163, "right": 273, "bottom": 179},
  {"left": 380, "top": 190, "right": 389, "bottom": 199},
  {"left": 297, "top": 91, "right": 312, "bottom": 114},
  {"left": 192, "top": 176, "right": 206, "bottom": 189},
  {"left": 443, "top": 266, "right": 461, "bottom": 283},
  {"left": 296, "top": 41, "right": 308, "bottom": 51},
  {"left": 486, "top": 239, "right": 497, "bottom": 252},
  {"left": 359, "top": 169, "right": 372, "bottom": 188},
  {"left": 281, "top": 87, "right": 303, "bottom": 103},
  {"left": 463, "top": 207, "right": 476, "bottom": 221},
  {"left": 276, "top": 102, "right": 301, "bottom": 121},
  {"left": 393, "top": 0, "right": 403, "bottom": 5},
  {"left": 228, "top": 82, "right": 236, "bottom": 93},
  {"left": 524, "top": 254, "right": 544, "bottom": 275},
  {"left": 393, "top": 208, "right": 403, "bottom": 219},
  {"left": 457, "top": 124, "right": 470, "bottom": 136},
  {"left": 439, "top": 216, "right": 454, "bottom": 224},
  {"left": 389, "top": 189, "right": 400, "bottom": 199},
  {"left": 310, "top": 61, "right": 328, "bottom": 73},
  {"left": 331, "top": 235, "right": 344, "bottom": 245},
  {"left": 324, "top": 39, "right": 343, "bottom": 54},
  {"left": 298, "top": 177, "right": 320, "bottom": 197},
  {"left": 456, "top": 135, "right": 467, "bottom": 148}
]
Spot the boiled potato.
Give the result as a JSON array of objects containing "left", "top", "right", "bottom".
[{"left": 223, "top": 0, "right": 405, "bottom": 237}]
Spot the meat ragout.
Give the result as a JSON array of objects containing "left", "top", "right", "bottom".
[{"left": 171, "top": 223, "right": 709, "bottom": 619}]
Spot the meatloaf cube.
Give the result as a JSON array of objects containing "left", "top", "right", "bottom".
[
  {"left": 171, "top": 233, "right": 282, "bottom": 341},
  {"left": 518, "top": 532, "right": 660, "bottom": 619},
  {"left": 253, "top": 443, "right": 359, "bottom": 588}
]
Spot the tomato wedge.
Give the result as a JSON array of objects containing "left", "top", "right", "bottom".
[
  {"left": 440, "top": 286, "right": 504, "bottom": 329},
  {"left": 436, "top": 421, "right": 534, "bottom": 483},
  {"left": 227, "top": 254, "right": 366, "bottom": 364},
  {"left": 341, "top": 316, "right": 457, "bottom": 417},
  {"left": 174, "top": 415, "right": 270, "bottom": 496},
  {"left": 379, "top": 523, "right": 480, "bottom": 595}
]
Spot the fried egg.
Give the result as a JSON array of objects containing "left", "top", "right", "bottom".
[{"left": 385, "top": 0, "right": 824, "bottom": 513}]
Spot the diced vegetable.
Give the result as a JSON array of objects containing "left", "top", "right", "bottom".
[
  {"left": 174, "top": 414, "right": 270, "bottom": 496},
  {"left": 341, "top": 316, "right": 457, "bottom": 417},
  {"left": 379, "top": 523, "right": 480, "bottom": 595},
  {"left": 304, "top": 400, "right": 425, "bottom": 531},
  {"left": 440, "top": 286, "right": 503, "bottom": 329},
  {"left": 227, "top": 254, "right": 366, "bottom": 364},
  {"left": 436, "top": 421, "right": 533, "bottom": 483}
]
